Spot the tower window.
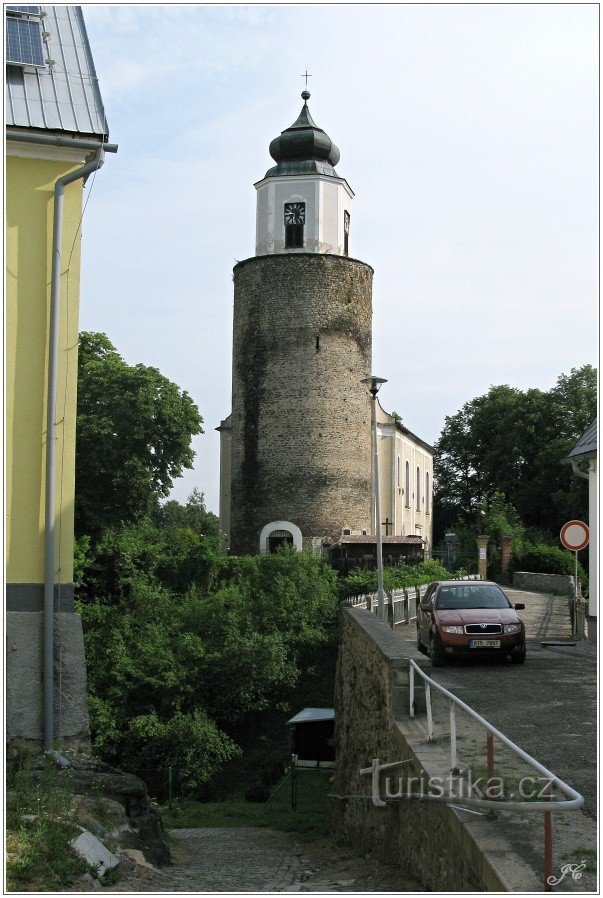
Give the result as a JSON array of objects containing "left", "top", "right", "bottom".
[
  {"left": 344, "top": 210, "right": 350, "bottom": 256},
  {"left": 284, "top": 202, "right": 305, "bottom": 248},
  {"left": 405, "top": 461, "right": 410, "bottom": 507},
  {"left": 416, "top": 466, "right": 421, "bottom": 512}
]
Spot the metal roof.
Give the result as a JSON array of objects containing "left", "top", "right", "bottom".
[
  {"left": 286, "top": 708, "right": 335, "bottom": 725},
  {"left": 6, "top": 6, "right": 108, "bottom": 138},
  {"left": 567, "top": 419, "right": 597, "bottom": 459}
]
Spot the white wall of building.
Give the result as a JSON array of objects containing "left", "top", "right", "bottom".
[
  {"left": 375, "top": 404, "right": 434, "bottom": 552},
  {"left": 255, "top": 174, "right": 353, "bottom": 256}
]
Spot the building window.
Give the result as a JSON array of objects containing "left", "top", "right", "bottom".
[
  {"left": 416, "top": 467, "right": 421, "bottom": 511},
  {"left": 284, "top": 202, "right": 305, "bottom": 248},
  {"left": 344, "top": 210, "right": 350, "bottom": 256},
  {"left": 405, "top": 461, "right": 410, "bottom": 507},
  {"left": 397, "top": 455, "right": 400, "bottom": 489},
  {"left": 425, "top": 471, "right": 430, "bottom": 514}
]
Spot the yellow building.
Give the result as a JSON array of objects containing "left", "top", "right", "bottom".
[{"left": 6, "top": 5, "right": 116, "bottom": 753}]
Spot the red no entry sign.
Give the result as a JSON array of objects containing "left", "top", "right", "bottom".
[{"left": 560, "top": 520, "right": 590, "bottom": 552}]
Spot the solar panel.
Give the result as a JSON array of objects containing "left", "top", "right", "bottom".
[{"left": 6, "top": 14, "right": 45, "bottom": 66}]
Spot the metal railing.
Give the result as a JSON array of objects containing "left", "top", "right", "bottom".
[
  {"left": 347, "top": 584, "right": 428, "bottom": 625},
  {"left": 408, "top": 659, "right": 584, "bottom": 890},
  {"left": 347, "top": 575, "right": 482, "bottom": 628}
]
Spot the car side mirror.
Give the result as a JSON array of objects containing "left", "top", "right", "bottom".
[
  {"left": 514, "top": 603, "right": 525, "bottom": 610},
  {"left": 420, "top": 604, "right": 430, "bottom": 612}
]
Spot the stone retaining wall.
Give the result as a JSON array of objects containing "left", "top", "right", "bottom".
[
  {"left": 333, "top": 606, "right": 540, "bottom": 892},
  {"left": 512, "top": 571, "right": 578, "bottom": 596}
]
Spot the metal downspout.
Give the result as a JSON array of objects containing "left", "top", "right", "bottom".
[{"left": 43, "top": 147, "right": 105, "bottom": 753}]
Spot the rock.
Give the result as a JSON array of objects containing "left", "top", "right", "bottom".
[
  {"left": 119, "top": 848, "right": 159, "bottom": 874},
  {"left": 19, "top": 814, "right": 37, "bottom": 825},
  {"left": 336, "top": 879, "right": 357, "bottom": 886},
  {"left": 70, "top": 828, "right": 119, "bottom": 878},
  {"left": 31, "top": 754, "right": 171, "bottom": 867}
]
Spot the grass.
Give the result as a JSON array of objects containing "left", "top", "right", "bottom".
[
  {"left": 7, "top": 818, "right": 90, "bottom": 891},
  {"left": 562, "top": 848, "right": 597, "bottom": 875},
  {"left": 162, "top": 768, "right": 332, "bottom": 841},
  {"left": 5, "top": 758, "right": 106, "bottom": 891}
]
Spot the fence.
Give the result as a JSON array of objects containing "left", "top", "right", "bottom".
[{"left": 347, "top": 574, "right": 482, "bottom": 628}]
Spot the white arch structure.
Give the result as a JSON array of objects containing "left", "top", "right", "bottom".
[{"left": 259, "top": 521, "right": 302, "bottom": 554}]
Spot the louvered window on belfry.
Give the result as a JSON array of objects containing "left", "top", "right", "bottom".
[
  {"left": 344, "top": 210, "right": 350, "bottom": 256},
  {"left": 284, "top": 202, "right": 305, "bottom": 248}
]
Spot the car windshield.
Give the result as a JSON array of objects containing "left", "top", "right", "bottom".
[{"left": 437, "top": 584, "right": 511, "bottom": 610}]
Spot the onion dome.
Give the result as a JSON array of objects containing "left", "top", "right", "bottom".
[{"left": 264, "top": 91, "right": 341, "bottom": 178}]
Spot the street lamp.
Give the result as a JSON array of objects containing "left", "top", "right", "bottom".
[{"left": 362, "top": 375, "right": 388, "bottom": 621}]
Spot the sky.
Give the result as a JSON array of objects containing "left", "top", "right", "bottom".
[{"left": 80, "top": 3, "right": 598, "bottom": 514}]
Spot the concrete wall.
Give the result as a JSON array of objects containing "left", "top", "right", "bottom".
[
  {"left": 333, "top": 606, "right": 540, "bottom": 891},
  {"left": 6, "top": 612, "right": 90, "bottom": 757},
  {"left": 229, "top": 253, "right": 373, "bottom": 555},
  {"left": 512, "top": 572, "right": 578, "bottom": 596}
]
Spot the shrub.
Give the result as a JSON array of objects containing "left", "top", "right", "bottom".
[
  {"left": 340, "top": 559, "right": 451, "bottom": 599},
  {"left": 510, "top": 542, "right": 587, "bottom": 590},
  {"left": 244, "top": 784, "right": 271, "bottom": 804}
]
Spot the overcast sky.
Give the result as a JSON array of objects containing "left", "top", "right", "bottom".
[{"left": 80, "top": 3, "right": 598, "bottom": 514}]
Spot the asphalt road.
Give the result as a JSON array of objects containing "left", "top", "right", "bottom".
[{"left": 398, "top": 588, "right": 597, "bottom": 890}]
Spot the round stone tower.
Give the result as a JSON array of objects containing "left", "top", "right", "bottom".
[{"left": 224, "top": 92, "right": 374, "bottom": 555}]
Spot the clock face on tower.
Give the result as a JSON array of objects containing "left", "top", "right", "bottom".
[{"left": 284, "top": 202, "right": 306, "bottom": 225}]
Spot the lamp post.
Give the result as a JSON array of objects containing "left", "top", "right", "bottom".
[{"left": 362, "top": 375, "right": 388, "bottom": 621}]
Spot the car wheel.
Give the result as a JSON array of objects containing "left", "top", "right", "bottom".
[
  {"left": 429, "top": 634, "right": 445, "bottom": 667},
  {"left": 512, "top": 649, "right": 526, "bottom": 664}
]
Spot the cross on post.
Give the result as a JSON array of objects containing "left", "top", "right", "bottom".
[
  {"left": 382, "top": 517, "right": 393, "bottom": 536},
  {"left": 301, "top": 69, "right": 312, "bottom": 87}
]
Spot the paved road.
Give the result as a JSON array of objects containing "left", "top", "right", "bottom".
[
  {"left": 114, "top": 828, "right": 422, "bottom": 892},
  {"left": 400, "top": 588, "right": 597, "bottom": 890}
]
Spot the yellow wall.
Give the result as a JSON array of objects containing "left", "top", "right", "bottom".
[{"left": 6, "top": 154, "right": 84, "bottom": 586}]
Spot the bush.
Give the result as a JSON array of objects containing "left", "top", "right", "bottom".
[
  {"left": 510, "top": 542, "right": 587, "bottom": 591},
  {"left": 340, "top": 559, "right": 451, "bottom": 599},
  {"left": 78, "top": 542, "right": 340, "bottom": 796},
  {"left": 244, "top": 784, "right": 271, "bottom": 804}
]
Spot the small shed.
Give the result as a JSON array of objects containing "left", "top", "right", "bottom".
[{"left": 286, "top": 708, "right": 335, "bottom": 768}]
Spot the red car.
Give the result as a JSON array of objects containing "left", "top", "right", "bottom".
[{"left": 416, "top": 580, "right": 526, "bottom": 665}]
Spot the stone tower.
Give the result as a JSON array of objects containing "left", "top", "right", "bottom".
[{"left": 220, "top": 92, "right": 374, "bottom": 555}]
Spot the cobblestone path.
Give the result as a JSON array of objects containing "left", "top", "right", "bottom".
[{"left": 115, "top": 827, "right": 421, "bottom": 892}]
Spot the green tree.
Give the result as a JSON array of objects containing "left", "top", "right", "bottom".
[
  {"left": 155, "top": 488, "right": 220, "bottom": 540},
  {"left": 434, "top": 366, "right": 596, "bottom": 538},
  {"left": 75, "top": 333, "right": 203, "bottom": 537}
]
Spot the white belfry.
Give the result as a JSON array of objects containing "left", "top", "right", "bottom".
[{"left": 254, "top": 91, "right": 354, "bottom": 257}]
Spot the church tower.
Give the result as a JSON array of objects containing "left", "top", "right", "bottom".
[{"left": 220, "top": 92, "right": 374, "bottom": 555}]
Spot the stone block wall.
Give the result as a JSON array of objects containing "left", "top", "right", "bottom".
[
  {"left": 333, "top": 606, "right": 540, "bottom": 891},
  {"left": 512, "top": 572, "right": 579, "bottom": 596},
  {"left": 6, "top": 611, "right": 90, "bottom": 757},
  {"left": 229, "top": 253, "right": 373, "bottom": 555}
]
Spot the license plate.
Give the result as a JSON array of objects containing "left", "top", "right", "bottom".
[{"left": 470, "top": 639, "right": 501, "bottom": 648}]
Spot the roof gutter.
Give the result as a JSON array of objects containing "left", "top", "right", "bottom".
[
  {"left": 41, "top": 136, "right": 117, "bottom": 753},
  {"left": 6, "top": 129, "right": 118, "bottom": 154}
]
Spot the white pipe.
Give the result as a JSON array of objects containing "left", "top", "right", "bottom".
[
  {"left": 43, "top": 145, "right": 109, "bottom": 753},
  {"left": 409, "top": 659, "right": 584, "bottom": 811}
]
